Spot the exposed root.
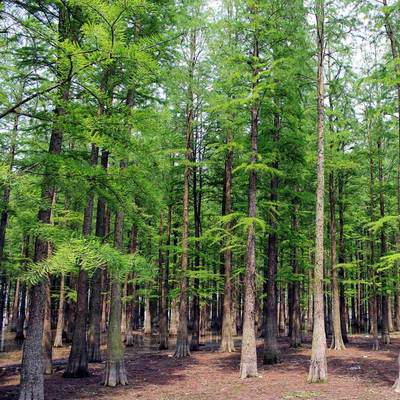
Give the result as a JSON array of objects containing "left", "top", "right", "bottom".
[
  {"left": 239, "top": 362, "right": 258, "bottom": 379},
  {"left": 174, "top": 338, "right": 191, "bottom": 358},
  {"left": 220, "top": 338, "right": 235, "bottom": 353},
  {"left": 103, "top": 360, "right": 128, "bottom": 387},
  {"left": 307, "top": 359, "right": 328, "bottom": 383},
  {"left": 88, "top": 345, "right": 102, "bottom": 363}
]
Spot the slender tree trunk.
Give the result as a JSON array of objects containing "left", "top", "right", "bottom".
[
  {"left": 191, "top": 135, "right": 202, "bottom": 351},
  {"left": 290, "top": 197, "right": 302, "bottom": 348},
  {"left": 11, "top": 280, "right": 20, "bottom": 332},
  {"left": 308, "top": 0, "right": 328, "bottom": 382},
  {"left": 159, "top": 212, "right": 169, "bottom": 350},
  {"left": 103, "top": 183, "right": 127, "bottom": 387},
  {"left": 125, "top": 225, "right": 137, "bottom": 346},
  {"left": 338, "top": 173, "right": 348, "bottom": 344},
  {"left": 42, "top": 277, "right": 52, "bottom": 375},
  {"left": 88, "top": 149, "right": 109, "bottom": 362},
  {"left": 377, "top": 137, "right": 390, "bottom": 345},
  {"left": 239, "top": 32, "right": 259, "bottom": 379},
  {"left": 329, "top": 172, "right": 345, "bottom": 350},
  {"left": 174, "top": 30, "right": 196, "bottom": 359},
  {"left": 53, "top": 274, "right": 65, "bottom": 348},
  {"left": 220, "top": 128, "right": 235, "bottom": 353},
  {"left": 264, "top": 114, "right": 280, "bottom": 364},
  {"left": 18, "top": 6, "right": 71, "bottom": 393},
  {"left": 64, "top": 144, "right": 98, "bottom": 377}
]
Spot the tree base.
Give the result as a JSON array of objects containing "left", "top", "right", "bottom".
[
  {"left": 103, "top": 360, "right": 128, "bottom": 387},
  {"left": 382, "top": 333, "right": 391, "bottom": 345},
  {"left": 330, "top": 338, "right": 345, "bottom": 351},
  {"left": 393, "top": 379, "right": 400, "bottom": 393},
  {"left": 174, "top": 338, "right": 190, "bottom": 358},
  {"left": 307, "top": 359, "right": 328, "bottom": 383},
  {"left": 125, "top": 332, "right": 144, "bottom": 347},
  {"left": 53, "top": 338, "right": 63, "bottom": 348},
  {"left": 88, "top": 346, "right": 102, "bottom": 363},
  {"left": 263, "top": 349, "right": 280, "bottom": 365},
  {"left": 220, "top": 338, "right": 235, "bottom": 353},
  {"left": 239, "top": 362, "right": 258, "bottom": 379},
  {"left": 63, "top": 361, "right": 90, "bottom": 378},
  {"left": 19, "top": 385, "right": 44, "bottom": 400},
  {"left": 159, "top": 337, "right": 169, "bottom": 350}
]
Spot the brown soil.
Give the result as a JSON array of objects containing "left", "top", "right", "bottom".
[{"left": 1, "top": 333, "right": 400, "bottom": 400}]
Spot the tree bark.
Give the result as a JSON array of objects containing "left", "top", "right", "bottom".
[
  {"left": 239, "top": 32, "right": 259, "bottom": 379},
  {"left": 308, "top": 0, "right": 328, "bottom": 382},
  {"left": 290, "top": 197, "right": 302, "bottom": 348},
  {"left": 159, "top": 211, "right": 169, "bottom": 350},
  {"left": 125, "top": 225, "right": 137, "bottom": 346},
  {"left": 103, "top": 190, "right": 127, "bottom": 387},
  {"left": 263, "top": 114, "right": 280, "bottom": 364},
  {"left": 174, "top": 29, "right": 196, "bottom": 359},
  {"left": 42, "top": 276, "right": 52, "bottom": 375},
  {"left": 220, "top": 127, "right": 235, "bottom": 353},
  {"left": 329, "top": 172, "right": 345, "bottom": 350},
  {"left": 53, "top": 274, "right": 65, "bottom": 348},
  {"left": 64, "top": 144, "right": 98, "bottom": 377},
  {"left": 88, "top": 149, "right": 109, "bottom": 362}
]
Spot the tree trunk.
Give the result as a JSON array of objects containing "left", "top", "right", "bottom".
[
  {"left": 174, "top": 29, "right": 196, "bottom": 359},
  {"left": 290, "top": 198, "right": 302, "bottom": 348},
  {"left": 42, "top": 277, "right": 52, "bottom": 375},
  {"left": 308, "top": 0, "right": 327, "bottom": 382},
  {"left": 329, "top": 172, "right": 345, "bottom": 350},
  {"left": 11, "top": 280, "right": 20, "bottom": 332},
  {"left": 338, "top": 173, "right": 349, "bottom": 344},
  {"left": 263, "top": 112, "right": 280, "bottom": 363},
  {"left": 191, "top": 135, "right": 202, "bottom": 352},
  {"left": 159, "top": 212, "right": 169, "bottom": 350},
  {"left": 103, "top": 195, "right": 127, "bottom": 387},
  {"left": 64, "top": 145, "right": 98, "bottom": 377},
  {"left": 88, "top": 149, "right": 109, "bottom": 362},
  {"left": 220, "top": 126, "right": 235, "bottom": 353},
  {"left": 239, "top": 33, "right": 259, "bottom": 379},
  {"left": 378, "top": 137, "right": 390, "bottom": 345},
  {"left": 53, "top": 274, "right": 65, "bottom": 348},
  {"left": 18, "top": 5, "right": 71, "bottom": 389},
  {"left": 16, "top": 283, "right": 27, "bottom": 344},
  {"left": 125, "top": 225, "right": 137, "bottom": 347}
]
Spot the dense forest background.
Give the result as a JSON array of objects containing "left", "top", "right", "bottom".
[{"left": 1, "top": 0, "right": 400, "bottom": 399}]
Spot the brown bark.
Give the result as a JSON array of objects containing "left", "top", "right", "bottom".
[
  {"left": 191, "top": 134, "right": 202, "bottom": 351},
  {"left": 159, "top": 211, "right": 169, "bottom": 350},
  {"left": 125, "top": 225, "right": 137, "bottom": 347},
  {"left": 290, "top": 198, "right": 302, "bottom": 348},
  {"left": 264, "top": 114, "right": 281, "bottom": 364},
  {"left": 53, "top": 274, "right": 65, "bottom": 348},
  {"left": 308, "top": 0, "right": 328, "bottom": 382},
  {"left": 42, "top": 277, "right": 53, "bottom": 375},
  {"left": 239, "top": 32, "right": 259, "bottom": 379},
  {"left": 329, "top": 172, "right": 345, "bottom": 350},
  {"left": 338, "top": 173, "right": 349, "bottom": 343},
  {"left": 88, "top": 149, "right": 109, "bottom": 362},
  {"left": 220, "top": 127, "right": 235, "bottom": 353},
  {"left": 18, "top": 6, "right": 71, "bottom": 391},
  {"left": 174, "top": 29, "right": 196, "bottom": 359},
  {"left": 103, "top": 191, "right": 128, "bottom": 387},
  {"left": 64, "top": 144, "right": 98, "bottom": 377},
  {"left": 377, "top": 137, "right": 390, "bottom": 345}
]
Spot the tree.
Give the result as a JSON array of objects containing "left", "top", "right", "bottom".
[{"left": 308, "top": 0, "right": 328, "bottom": 384}]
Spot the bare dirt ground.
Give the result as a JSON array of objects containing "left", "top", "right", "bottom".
[{"left": 1, "top": 332, "right": 400, "bottom": 400}]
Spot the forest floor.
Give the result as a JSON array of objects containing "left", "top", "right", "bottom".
[{"left": 0, "top": 332, "right": 400, "bottom": 400}]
